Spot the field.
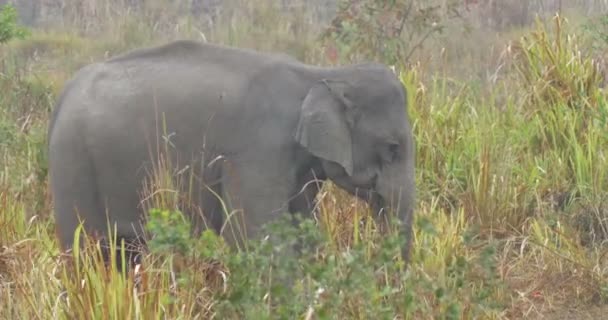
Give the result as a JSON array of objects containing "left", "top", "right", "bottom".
[{"left": 1, "top": 0, "right": 608, "bottom": 319}]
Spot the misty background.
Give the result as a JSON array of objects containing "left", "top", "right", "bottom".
[{"left": 3, "top": 0, "right": 608, "bottom": 31}]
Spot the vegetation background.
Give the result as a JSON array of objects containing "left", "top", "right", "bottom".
[{"left": 1, "top": 0, "right": 608, "bottom": 319}]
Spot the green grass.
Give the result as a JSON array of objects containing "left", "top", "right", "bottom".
[{"left": 1, "top": 2, "right": 608, "bottom": 319}]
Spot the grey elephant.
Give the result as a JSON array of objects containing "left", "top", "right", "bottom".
[{"left": 48, "top": 40, "right": 416, "bottom": 266}]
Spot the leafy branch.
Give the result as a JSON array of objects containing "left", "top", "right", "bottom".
[{"left": 320, "top": 0, "right": 463, "bottom": 66}]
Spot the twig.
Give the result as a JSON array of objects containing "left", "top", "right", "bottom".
[
  {"left": 396, "top": 1, "right": 414, "bottom": 38},
  {"left": 404, "top": 24, "right": 442, "bottom": 63}
]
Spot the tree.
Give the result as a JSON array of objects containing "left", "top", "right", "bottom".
[{"left": 320, "top": 0, "right": 463, "bottom": 66}]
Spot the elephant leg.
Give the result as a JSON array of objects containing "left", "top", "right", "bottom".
[
  {"left": 288, "top": 169, "right": 324, "bottom": 254},
  {"left": 51, "top": 146, "right": 104, "bottom": 253},
  {"left": 51, "top": 134, "right": 144, "bottom": 272},
  {"left": 177, "top": 159, "right": 224, "bottom": 237},
  {"left": 219, "top": 159, "right": 295, "bottom": 251},
  {"left": 289, "top": 181, "right": 322, "bottom": 254},
  {"left": 197, "top": 179, "right": 225, "bottom": 236},
  {"left": 288, "top": 169, "right": 323, "bottom": 221}
]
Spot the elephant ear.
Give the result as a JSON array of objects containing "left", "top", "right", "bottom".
[{"left": 295, "top": 80, "right": 354, "bottom": 176}]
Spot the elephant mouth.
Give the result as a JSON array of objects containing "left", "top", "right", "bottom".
[
  {"left": 338, "top": 183, "right": 385, "bottom": 216},
  {"left": 329, "top": 174, "right": 386, "bottom": 215},
  {"left": 368, "top": 192, "right": 386, "bottom": 216}
]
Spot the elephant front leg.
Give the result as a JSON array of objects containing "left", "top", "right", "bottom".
[
  {"left": 288, "top": 169, "right": 324, "bottom": 222},
  {"left": 286, "top": 169, "right": 326, "bottom": 255},
  {"left": 219, "top": 160, "right": 295, "bottom": 251}
]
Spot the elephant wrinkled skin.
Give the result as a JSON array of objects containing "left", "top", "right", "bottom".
[{"left": 48, "top": 40, "right": 416, "bottom": 264}]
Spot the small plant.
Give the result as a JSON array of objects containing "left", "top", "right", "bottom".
[
  {"left": 0, "top": 4, "right": 29, "bottom": 44},
  {"left": 146, "top": 208, "right": 195, "bottom": 256}
]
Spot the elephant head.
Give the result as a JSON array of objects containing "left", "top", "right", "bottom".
[{"left": 295, "top": 63, "right": 416, "bottom": 261}]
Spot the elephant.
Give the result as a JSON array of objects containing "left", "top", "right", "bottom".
[{"left": 47, "top": 40, "right": 416, "bottom": 267}]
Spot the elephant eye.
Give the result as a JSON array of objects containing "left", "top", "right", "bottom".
[
  {"left": 380, "top": 141, "right": 400, "bottom": 163},
  {"left": 388, "top": 143, "right": 399, "bottom": 156}
]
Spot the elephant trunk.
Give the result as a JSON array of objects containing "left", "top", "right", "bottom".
[{"left": 373, "top": 161, "right": 415, "bottom": 263}]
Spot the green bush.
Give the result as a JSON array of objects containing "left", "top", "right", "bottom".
[
  {"left": 0, "top": 4, "right": 29, "bottom": 44},
  {"left": 139, "top": 208, "right": 504, "bottom": 319}
]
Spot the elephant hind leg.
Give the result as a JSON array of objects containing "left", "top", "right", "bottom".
[
  {"left": 98, "top": 236, "right": 146, "bottom": 272},
  {"left": 50, "top": 133, "right": 144, "bottom": 273},
  {"left": 50, "top": 133, "right": 105, "bottom": 253}
]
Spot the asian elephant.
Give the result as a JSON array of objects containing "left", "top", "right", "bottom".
[{"left": 48, "top": 40, "right": 416, "bottom": 266}]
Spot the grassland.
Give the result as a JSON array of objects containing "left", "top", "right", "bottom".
[{"left": 1, "top": 1, "right": 608, "bottom": 319}]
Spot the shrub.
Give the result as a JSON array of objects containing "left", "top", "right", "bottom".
[{"left": 0, "top": 4, "right": 29, "bottom": 44}]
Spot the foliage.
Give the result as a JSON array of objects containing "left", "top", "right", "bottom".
[
  {"left": 139, "top": 208, "right": 504, "bottom": 319},
  {"left": 0, "top": 4, "right": 29, "bottom": 44},
  {"left": 320, "top": 0, "right": 463, "bottom": 66},
  {"left": 146, "top": 208, "right": 197, "bottom": 256}
]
